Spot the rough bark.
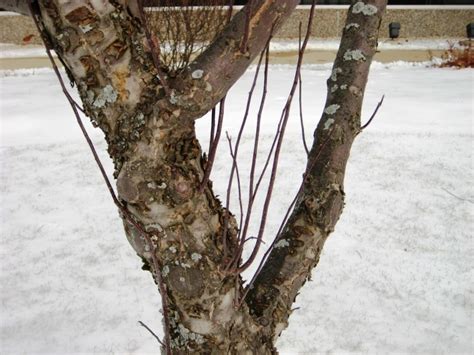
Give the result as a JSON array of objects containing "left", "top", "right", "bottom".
[{"left": 6, "top": 0, "right": 386, "bottom": 352}]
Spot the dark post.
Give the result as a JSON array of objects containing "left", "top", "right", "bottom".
[{"left": 389, "top": 22, "right": 401, "bottom": 39}]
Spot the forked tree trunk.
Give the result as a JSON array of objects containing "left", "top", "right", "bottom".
[{"left": 3, "top": 0, "right": 386, "bottom": 352}]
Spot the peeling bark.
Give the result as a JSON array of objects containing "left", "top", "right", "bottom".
[{"left": 8, "top": 0, "right": 386, "bottom": 352}]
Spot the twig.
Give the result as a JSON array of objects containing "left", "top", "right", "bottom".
[
  {"left": 200, "top": 98, "right": 225, "bottom": 192},
  {"left": 137, "top": 0, "right": 170, "bottom": 96},
  {"left": 361, "top": 95, "right": 384, "bottom": 130},
  {"left": 240, "top": 0, "right": 253, "bottom": 53},
  {"left": 226, "top": 133, "right": 245, "bottom": 239},
  {"left": 234, "top": 0, "right": 317, "bottom": 274},
  {"left": 249, "top": 45, "right": 270, "bottom": 199},
  {"left": 226, "top": 0, "right": 234, "bottom": 23},
  {"left": 221, "top": 39, "right": 268, "bottom": 263},
  {"left": 227, "top": 44, "right": 271, "bottom": 270},
  {"left": 208, "top": 107, "right": 216, "bottom": 156},
  {"left": 239, "top": 122, "right": 336, "bottom": 307},
  {"left": 138, "top": 321, "right": 165, "bottom": 347},
  {"left": 298, "top": 22, "right": 310, "bottom": 155},
  {"left": 441, "top": 188, "right": 474, "bottom": 204}
]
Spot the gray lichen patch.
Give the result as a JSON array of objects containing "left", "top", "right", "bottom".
[
  {"left": 169, "top": 90, "right": 178, "bottom": 105},
  {"left": 92, "top": 84, "right": 118, "bottom": 108},
  {"left": 324, "top": 104, "right": 340, "bottom": 115},
  {"left": 171, "top": 323, "right": 205, "bottom": 349},
  {"left": 191, "top": 253, "right": 202, "bottom": 262},
  {"left": 330, "top": 67, "right": 342, "bottom": 82},
  {"left": 86, "top": 90, "right": 95, "bottom": 104},
  {"left": 343, "top": 50, "right": 366, "bottom": 62},
  {"left": 191, "top": 69, "right": 204, "bottom": 79},
  {"left": 158, "top": 181, "right": 168, "bottom": 189},
  {"left": 162, "top": 265, "right": 170, "bottom": 277},
  {"left": 144, "top": 222, "right": 164, "bottom": 233},
  {"left": 79, "top": 23, "right": 94, "bottom": 33},
  {"left": 352, "top": 2, "right": 378, "bottom": 16},
  {"left": 274, "top": 239, "right": 289, "bottom": 249},
  {"left": 324, "top": 118, "right": 335, "bottom": 130},
  {"left": 345, "top": 23, "right": 360, "bottom": 30}
]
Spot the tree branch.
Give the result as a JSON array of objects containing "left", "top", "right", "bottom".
[
  {"left": 246, "top": 0, "right": 387, "bottom": 341},
  {"left": 169, "top": 0, "right": 299, "bottom": 119}
]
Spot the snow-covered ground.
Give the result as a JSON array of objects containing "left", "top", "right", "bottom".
[
  {"left": 0, "top": 62, "right": 472, "bottom": 354},
  {"left": 0, "top": 39, "right": 464, "bottom": 59},
  {"left": 269, "top": 38, "right": 466, "bottom": 52}
]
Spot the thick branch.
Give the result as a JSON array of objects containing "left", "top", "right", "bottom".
[
  {"left": 246, "top": 0, "right": 387, "bottom": 341},
  {"left": 169, "top": 0, "right": 299, "bottom": 119}
]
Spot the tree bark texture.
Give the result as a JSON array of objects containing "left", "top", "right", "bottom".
[{"left": 6, "top": 0, "right": 386, "bottom": 352}]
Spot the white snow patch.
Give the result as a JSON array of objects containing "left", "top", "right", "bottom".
[{"left": 269, "top": 39, "right": 465, "bottom": 53}]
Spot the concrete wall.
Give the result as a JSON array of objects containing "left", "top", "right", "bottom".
[
  {"left": 278, "top": 5, "right": 474, "bottom": 38},
  {"left": 0, "top": 5, "right": 473, "bottom": 45}
]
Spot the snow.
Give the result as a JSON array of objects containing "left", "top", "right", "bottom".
[
  {"left": 0, "top": 62, "right": 473, "bottom": 354},
  {"left": 0, "top": 39, "right": 463, "bottom": 60},
  {"left": 270, "top": 39, "right": 464, "bottom": 52},
  {"left": 0, "top": 44, "right": 54, "bottom": 59}
]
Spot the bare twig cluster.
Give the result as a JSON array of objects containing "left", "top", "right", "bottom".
[
  {"left": 438, "top": 40, "right": 473, "bottom": 68},
  {"left": 200, "top": 98, "right": 225, "bottom": 191},
  {"left": 197, "top": 1, "right": 318, "bottom": 307},
  {"left": 143, "top": 0, "right": 232, "bottom": 72}
]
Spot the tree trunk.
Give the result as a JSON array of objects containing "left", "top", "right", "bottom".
[{"left": 7, "top": 0, "right": 386, "bottom": 352}]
